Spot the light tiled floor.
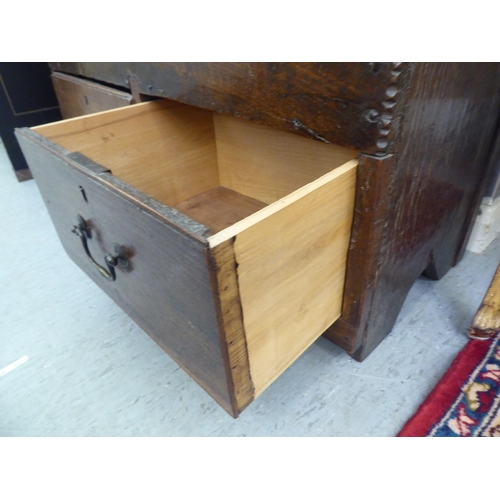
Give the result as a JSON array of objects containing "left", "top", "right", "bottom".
[{"left": 1, "top": 140, "right": 498, "bottom": 436}]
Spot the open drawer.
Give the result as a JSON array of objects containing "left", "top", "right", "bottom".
[{"left": 15, "top": 100, "right": 358, "bottom": 417}]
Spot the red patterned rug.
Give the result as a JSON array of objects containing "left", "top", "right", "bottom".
[{"left": 398, "top": 334, "right": 500, "bottom": 437}]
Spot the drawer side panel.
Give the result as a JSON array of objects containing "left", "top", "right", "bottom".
[
  {"left": 16, "top": 130, "right": 235, "bottom": 415},
  {"left": 234, "top": 162, "right": 357, "bottom": 396}
]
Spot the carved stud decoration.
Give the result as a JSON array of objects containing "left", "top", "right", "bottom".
[{"left": 375, "top": 62, "right": 404, "bottom": 156}]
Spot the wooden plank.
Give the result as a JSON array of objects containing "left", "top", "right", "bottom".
[
  {"left": 17, "top": 130, "right": 211, "bottom": 241},
  {"left": 208, "top": 160, "right": 357, "bottom": 248},
  {"left": 43, "top": 62, "right": 500, "bottom": 368},
  {"left": 33, "top": 100, "right": 220, "bottom": 207},
  {"left": 51, "top": 71, "right": 133, "bottom": 119},
  {"left": 323, "top": 154, "right": 396, "bottom": 354},
  {"left": 470, "top": 261, "right": 500, "bottom": 339},
  {"left": 325, "top": 63, "right": 500, "bottom": 361},
  {"left": 226, "top": 161, "right": 357, "bottom": 395},
  {"left": 214, "top": 113, "right": 358, "bottom": 204},
  {"left": 49, "top": 62, "right": 402, "bottom": 152},
  {"left": 14, "top": 168, "right": 33, "bottom": 182},
  {"left": 174, "top": 186, "right": 267, "bottom": 234},
  {"left": 208, "top": 240, "right": 255, "bottom": 414},
  {"left": 16, "top": 128, "right": 236, "bottom": 416}
]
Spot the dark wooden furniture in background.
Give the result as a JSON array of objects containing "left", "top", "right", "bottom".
[
  {"left": 0, "top": 63, "right": 61, "bottom": 181},
  {"left": 16, "top": 63, "right": 500, "bottom": 415}
]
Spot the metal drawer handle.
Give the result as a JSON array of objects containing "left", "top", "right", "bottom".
[{"left": 71, "top": 215, "right": 129, "bottom": 282}]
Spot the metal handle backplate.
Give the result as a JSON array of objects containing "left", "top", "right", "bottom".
[{"left": 71, "top": 215, "right": 129, "bottom": 281}]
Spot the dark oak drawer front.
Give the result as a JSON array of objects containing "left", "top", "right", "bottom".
[{"left": 16, "top": 129, "right": 234, "bottom": 414}]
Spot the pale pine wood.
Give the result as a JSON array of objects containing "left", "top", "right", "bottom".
[
  {"left": 227, "top": 160, "right": 357, "bottom": 396},
  {"left": 208, "top": 160, "right": 358, "bottom": 247},
  {"left": 214, "top": 113, "right": 359, "bottom": 204},
  {"left": 209, "top": 240, "right": 255, "bottom": 414},
  {"left": 174, "top": 186, "right": 267, "bottom": 234},
  {"left": 470, "top": 261, "right": 500, "bottom": 339},
  {"left": 33, "top": 100, "right": 176, "bottom": 136},
  {"left": 34, "top": 100, "right": 220, "bottom": 207}
]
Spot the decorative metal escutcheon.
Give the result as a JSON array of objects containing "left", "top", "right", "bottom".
[{"left": 71, "top": 215, "right": 129, "bottom": 281}]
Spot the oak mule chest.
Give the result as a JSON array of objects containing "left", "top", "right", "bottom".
[{"left": 16, "top": 63, "right": 500, "bottom": 416}]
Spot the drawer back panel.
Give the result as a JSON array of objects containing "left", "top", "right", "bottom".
[{"left": 214, "top": 113, "right": 358, "bottom": 205}]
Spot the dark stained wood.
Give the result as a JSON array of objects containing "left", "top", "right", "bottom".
[
  {"left": 325, "top": 63, "right": 500, "bottom": 360},
  {"left": 15, "top": 127, "right": 237, "bottom": 416},
  {"left": 49, "top": 62, "right": 404, "bottom": 153},
  {"left": 14, "top": 168, "right": 33, "bottom": 182},
  {"left": 51, "top": 72, "right": 133, "bottom": 119},
  {"left": 174, "top": 186, "right": 267, "bottom": 234}
]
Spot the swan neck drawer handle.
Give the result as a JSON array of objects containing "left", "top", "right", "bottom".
[{"left": 71, "top": 215, "right": 129, "bottom": 282}]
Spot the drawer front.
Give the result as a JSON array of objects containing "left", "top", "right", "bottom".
[
  {"left": 49, "top": 62, "right": 406, "bottom": 153},
  {"left": 51, "top": 71, "right": 133, "bottom": 119},
  {"left": 15, "top": 129, "right": 237, "bottom": 415}
]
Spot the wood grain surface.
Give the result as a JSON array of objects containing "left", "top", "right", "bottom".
[
  {"left": 52, "top": 71, "right": 133, "bottom": 119},
  {"left": 214, "top": 113, "right": 358, "bottom": 204},
  {"left": 175, "top": 186, "right": 267, "bottom": 234},
  {"left": 323, "top": 153, "right": 395, "bottom": 354}
]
